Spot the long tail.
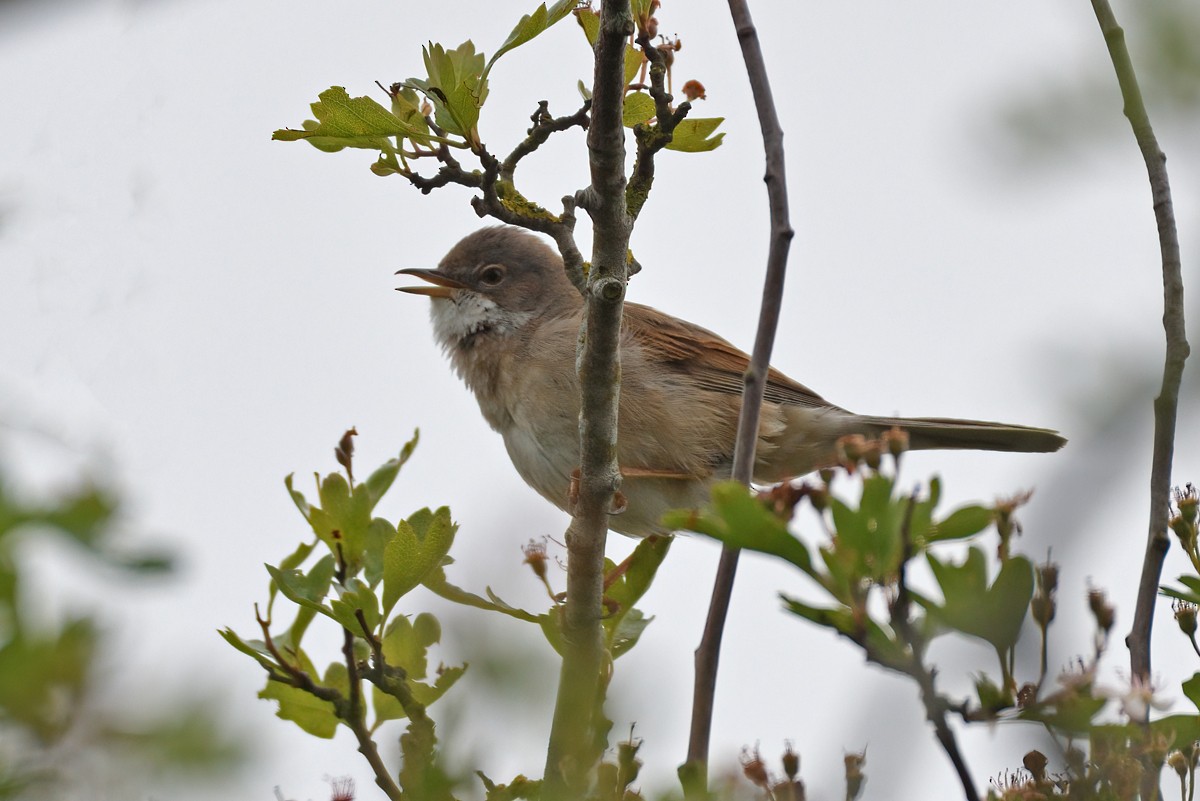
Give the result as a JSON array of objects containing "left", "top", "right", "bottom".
[{"left": 857, "top": 416, "right": 1066, "bottom": 454}]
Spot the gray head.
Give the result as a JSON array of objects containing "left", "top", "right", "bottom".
[{"left": 398, "top": 227, "right": 579, "bottom": 350}]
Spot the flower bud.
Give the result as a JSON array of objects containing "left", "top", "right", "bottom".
[
  {"left": 844, "top": 751, "right": 866, "bottom": 800},
  {"left": 1037, "top": 562, "right": 1059, "bottom": 594},
  {"left": 782, "top": 741, "right": 799, "bottom": 780},
  {"left": 882, "top": 426, "right": 909, "bottom": 460},
  {"left": 1022, "top": 750, "right": 1048, "bottom": 783},
  {"left": 741, "top": 747, "right": 770, "bottom": 789},
  {"left": 1168, "top": 749, "right": 1189, "bottom": 780},
  {"left": 1031, "top": 594, "right": 1056, "bottom": 628},
  {"left": 861, "top": 440, "right": 883, "bottom": 471},
  {"left": 808, "top": 483, "right": 829, "bottom": 512},
  {"left": 680, "top": 79, "right": 706, "bottom": 101},
  {"left": 522, "top": 539, "right": 549, "bottom": 582},
  {"left": 1169, "top": 514, "right": 1196, "bottom": 549},
  {"left": 1088, "top": 588, "right": 1115, "bottom": 633},
  {"left": 1173, "top": 600, "right": 1198, "bottom": 637}
]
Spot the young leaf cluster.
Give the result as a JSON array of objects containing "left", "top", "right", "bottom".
[{"left": 671, "top": 435, "right": 1200, "bottom": 800}]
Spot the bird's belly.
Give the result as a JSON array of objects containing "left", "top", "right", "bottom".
[
  {"left": 500, "top": 423, "right": 715, "bottom": 538},
  {"left": 501, "top": 424, "right": 577, "bottom": 512}
]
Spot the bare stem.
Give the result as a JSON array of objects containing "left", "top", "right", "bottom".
[
  {"left": 687, "top": 0, "right": 794, "bottom": 781},
  {"left": 1086, "top": 0, "right": 1189, "bottom": 682},
  {"left": 541, "top": 1, "right": 634, "bottom": 797}
]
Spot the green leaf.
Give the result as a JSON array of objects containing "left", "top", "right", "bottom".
[
  {"left": 1183, "top": 672, "right": 1200, "bottom": 711},
  {"left": 284, "top": 474, "right": 310, "bottom": 519},
  {"left": 306, "top": 472, "right": 373, "bottom": 573},
  {"left": 665, "top": 482, "right": 813, "bottom": 574},
  {"left": 1019, "top": 693, "right": 1108, "bottom": 734},
  {"left": 273, "top": 87, "right": 428, "bottom": 152},
  {"left": 922, "top": 549, "right": 1034, "bottom": 652},
  {"left": 487, "top": 0, "right": 578, "bottom": 71},
  {"left": 382, "top": 507, "right": 457, "bottom": 615},
  {"left": 577, "top": 79, "right": 592, "bottom": 101},
  {"left": 407, "top": 41, "right": 487, "bottom": 140},
  {"left": 383, "top": 87, "right": 431, "bottom": 147},
  {"left": 603, "top": 535, "right": 671, "bottom": 656},
  {"left": 1151, "top": 713, "right": 1200, "bottom": 747},
  {"left": 364, "top": 430, "right": 420, "bottom": 510},
  {"left": 575, "top": 7, "right": 599, "bottom": 45},
  {"left": 380, "top": 613, "right": 441, "bottom": 681},
  {"left": 267, "top": 554, "right": 337, "bottom": 616},
  {"left": 622, "top": 92, "right": 656, "bottom": 128},
  {"left": 363, "top": 518, "right": 395, "bottom": 589},
  {"left": 329, "top": 578, "right": 381, "bottom": 638},
  {"left": 665, "top": 117, "right": 725, "bottom": 152},
  {"left": 928, "top": 505, "right": 993, "bottom": 543},
  {"left": 1159, "top": 584, "right": 1200, "bottom": 605},
  {"left": 411, "top": 664, "right": 466, "bottom": 706},
  {"left": 610, "top": 608, "right": 652, "bottom": 659},
  {"left": 780, "top": 594, "right": 911, "bottom": 671},
  {"left": 258, "top": 651, "right": 339, "bottom": 739},
  {"left": 825, "top": 473, "right": 904, "bottom": 584},
  {"left": 422, "top": 567, "right": 541, "bottom": 622},
  {"left": 373, "top": 665, "right": 466, "bottom": 725},
  {"left": 218, "top": 629, "right": 280, "bottom": 673},
  {"left": 624, "top": 44, "right": 643, "bottom": 86}
]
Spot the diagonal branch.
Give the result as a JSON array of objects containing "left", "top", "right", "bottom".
[
  {"left": 1086, "top": 0, "right": 1189, "bottom": 682},
  {"left": 687, "top": 0, "right": 795, "bottom": 782}
]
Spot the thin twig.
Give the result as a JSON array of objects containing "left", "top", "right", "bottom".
[
  {"left": 889, "top": 495, "right": 980, "bottom": 801},
  {"left": 500, "top": 100, "right": 591, "bottom": 185},
  {"left": 1086, "top": 0, "right": 1189, "bottom": 682},
  {"left": 541, "top": 2, "right": 634, "bottom": 797},
  {"left": 626, "top": 33, "right": 692, "bottom": 219},
  {"left": 687, "top": 0, "right": 794, "bottom": 779}
]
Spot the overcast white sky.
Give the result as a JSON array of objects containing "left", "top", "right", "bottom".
[{"left": 2, "top": 0, "right": 1199, "bottom": 799}]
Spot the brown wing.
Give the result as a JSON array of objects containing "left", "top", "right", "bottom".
[{"left": 623, "top": 303, "right": 843, "bottom": 411}]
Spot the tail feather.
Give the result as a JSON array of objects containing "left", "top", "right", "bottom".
[{"left": 858, "top": 416, "right": 1066, "bottom": 454}]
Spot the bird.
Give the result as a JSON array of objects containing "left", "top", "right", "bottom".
[{"left": 398, "top": 226, "right": 1065, "bottom": 537}]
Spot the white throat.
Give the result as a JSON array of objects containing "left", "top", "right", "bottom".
[{"left": 430, "top": 292, "right": 532, "bottom": 349}]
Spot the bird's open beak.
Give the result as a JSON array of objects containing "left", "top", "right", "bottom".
[{"left": 395, "top": 268, "right": 468, "bottom": 299}]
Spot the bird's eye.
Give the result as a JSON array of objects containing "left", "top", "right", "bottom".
[{"left": 479, "top": 265, "right": 505, "bottom": 286}]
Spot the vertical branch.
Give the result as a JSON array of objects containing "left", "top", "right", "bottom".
[
  {"left": 687, "top": 0, "right": 795, "bottom": 779},
  {"left": 542, "top": 0, "right": 634, "bottom": 797},
  {"left": 1087, "top": 0, "right": 1189, "bottom": 681}
]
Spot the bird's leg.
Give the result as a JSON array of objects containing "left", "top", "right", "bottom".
[
  {"left": 567, "top": 467, "right": 581, "bottom": 513},
  {"left": 620, "top": 466, "right": 696, "bottom": 479},
  {"left": 603, "top": 550, "right": 636, "bottom": 590}
]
